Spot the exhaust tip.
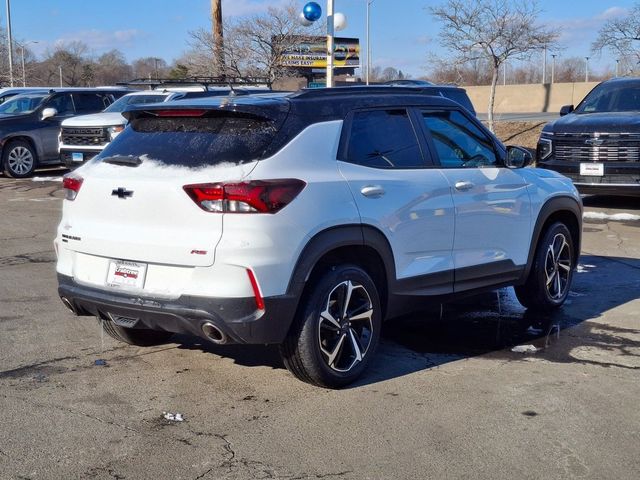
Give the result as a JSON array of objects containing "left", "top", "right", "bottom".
[
  {"left": 60, "top": 297, "right": 77, "bottom": 315},
  {"left": 201, "top": 322, "right": 227, "bottom": 344}
]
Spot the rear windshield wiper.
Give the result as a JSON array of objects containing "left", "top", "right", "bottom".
[{"left": 102, "top": 155, "right": 143, "bottom": 167}]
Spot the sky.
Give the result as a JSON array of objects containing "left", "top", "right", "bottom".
[{"left": 3, "top": 0, "right": 636, "bottom": 79}]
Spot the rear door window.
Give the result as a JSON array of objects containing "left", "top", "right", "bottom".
[
  {"left": 346, "top": 109, "right": 426, "bottom": 168},
  {"left": 73, "top": 93, "right": 110, "bottom": 113},
  {"left": 97, "top": 112, "right": 279, "bottom": 167}
]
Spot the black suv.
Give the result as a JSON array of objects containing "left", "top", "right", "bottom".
[
  {"left": 0, "top": 88, "right": 129, "bottom": 178},
  {"left": 537, "top": 77, "right": 640, "bottom": 196}
]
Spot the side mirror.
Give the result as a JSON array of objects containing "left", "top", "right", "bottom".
[
  {"left": 505, "top": 145, "right": 533, "bottom": 168},
  {"left": 559, "top": 105, "right": 574, "bottom": 116},
  {"left": 41, "top": 107, "right": 58, "bottom": 120}
]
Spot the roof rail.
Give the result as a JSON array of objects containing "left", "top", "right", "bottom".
[
  {"left": 291, "top": 85, "right": 434, "bottom": 99},
  {"left": 116, "top": 77, "right": 271, "bottom": 89}
]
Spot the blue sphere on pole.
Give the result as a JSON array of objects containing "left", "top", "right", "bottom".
[{"left": 302, "top": 2, "right": 322, "bottom": 22}]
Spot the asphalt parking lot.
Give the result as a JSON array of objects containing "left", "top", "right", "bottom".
[{"left": 0, "top": 171, "right": 638, "bottom": 480}]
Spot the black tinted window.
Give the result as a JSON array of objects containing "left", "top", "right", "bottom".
[
  {"left": 46, "top": 94, "right": 74, "bottom": 115},
  {"left": 576, "top": 82, "right": 640, "bottom": 113},
  {"left": 97, "top": 112, "right": 278, "bottom": 167},
  {"left": 347, "top": 109, "right": 424, "bottom": 168},
  {"left": 422, "top": 110, "right": 497, "bottom": 168},
  {"left": 73, "top": 93, "right": 110, "bottom": 113}
]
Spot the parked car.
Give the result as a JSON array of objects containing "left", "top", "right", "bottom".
[
  {"left": 384, "top": 79, "right": 477, "bottom": 116},
  {"left": 56, "top": 86, "right": 582, "bottom": 388},
  {"left": 0, "top": 87, "right": 130, "bottom": 178},
  {"left": 59, "top": 86, "right": 272, "bottom": 168},
  {"left": 537, "top": 77, "right": 640, "bottom": 196},
  {"left": 0, "top": 87, "right": 49, "bottom": 105}
]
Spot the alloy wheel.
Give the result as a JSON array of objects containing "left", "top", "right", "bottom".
[
  {"left": 317, "top": 280, "right": 374, "bottom": 373},
  {"left": 7, "top": 146, "right": 34, "bottom": 176},
  {"left": 544, "top": 233, "right": 572, "bottom": 300}
]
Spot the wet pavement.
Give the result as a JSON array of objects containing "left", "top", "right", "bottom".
[{"left": 0, "top": 175, "right": 638, "bottom": 479}]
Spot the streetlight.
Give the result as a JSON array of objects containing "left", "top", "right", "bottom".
[
  {"left": 5, "top": 0, "right": 14, "bottom": 86},
  {"left": 18, "top": 40, "right": 38, "bottom": 87},
  {"left": 551, "top": 54, "right": 557, "bottom": 84},
  {"left": 542, "top": 43, "right": 547, "bottom": 84},
  {"left": 154, "top": 57, "right": 160, "bottom": 79},
  {"left": 585, "top": 57, "right": 590, "bottom": 82},
  {"left": 366, "top": 0, "right": 374, "bottom": 85},
  {"left": 615, "top": 59, "right": 620, "bottom": 77}
]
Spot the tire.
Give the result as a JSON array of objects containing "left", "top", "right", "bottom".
[
  {"left": 3, "top": 140, "right": 37, "bottom": 178},
  {"left": 515, "top": 222, "right": 575, "bottom": 311},
  {"left": 98, "top": 318, "right": 174, "bottom": 346},
  {"left": 280, "top": 265, "right": 381, "bottom": 388}
]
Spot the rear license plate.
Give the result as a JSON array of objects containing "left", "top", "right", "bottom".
[
  {"left": 71, "top": 152, "right": 84, "bottom": 162},
  {"left": 580, "top": 163, "right": 604, "bottom": 176},
  {"left": 106, "top": 260, "right": 147, "bottom": 289}
]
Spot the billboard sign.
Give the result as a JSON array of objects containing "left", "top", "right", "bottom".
[{"left": 280, "top": 37, "right": 360, "bottom": 69}]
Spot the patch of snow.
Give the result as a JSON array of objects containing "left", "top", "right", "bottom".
[
  {"left": 583, "top": 211, "right": 640, "bottom": 222},
  {"left": 511, "top": 344, "right": 539, "bottom": 354}
]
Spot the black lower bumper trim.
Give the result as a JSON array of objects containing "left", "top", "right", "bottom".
[{"left": 57, "top": 274, "right": 297, "bottom": 345}]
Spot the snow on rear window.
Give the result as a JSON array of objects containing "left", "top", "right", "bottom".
[{"left": 96, "top": 113, "right": 278, "bottom": 167}]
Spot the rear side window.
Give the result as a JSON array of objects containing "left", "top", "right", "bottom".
[
  {"left": 346, "top": 109, "right": 425, "bottom": 168},
  {"left": 97, "top": 112, "right": 278, "bottom": 167},
  {"left": 73, "top": 93, "right": 110, "bottom": 113}
]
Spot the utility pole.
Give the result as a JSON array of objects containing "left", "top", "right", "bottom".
[
  {"left": 326, "top": 0, "right": 334, "bottom": 87},
  {"left": 551, "top": 54, "right": 557, "bottom": 84},
  {"left": 542, "top": 44, "right": 547, "bottom": 84},
  {"left": 366, "top": 0, "right": 373, "bottom": 85},
  {"left": 6, "top": 0, "right": 14, "bottom": 87},
  {"left": 211, "top": 0, "right": 225, "bottom": 77},
  {"left": 585, "top": 57, "right": 590, "bottom": 82}
]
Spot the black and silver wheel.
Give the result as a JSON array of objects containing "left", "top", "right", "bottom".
[
  {"left": 280, "top": 265, "right": 381, "bottom": 388},
  {"left": 99, "top": 318, "right": 174, "bottom": 347},
  {"left": 515, "top": 222, "right": 575, "bottom": 311},
  {"left": 3, "top": 140, "right": 37, "bottom": 178}
]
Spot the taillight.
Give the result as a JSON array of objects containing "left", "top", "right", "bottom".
[
  {"left": 246, "top": 269, "right": 265, "bottom": 311},
  {"left": 154, "top": 109, "right": 206, "bottom": 117},
  {"left": 183, "top": 179, "right": 306, "bottom": 213},
  {"left": 63, "top": 175, "right": 83, "bottom": 201}
]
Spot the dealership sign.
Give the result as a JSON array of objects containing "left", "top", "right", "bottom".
[{"left": 280, "top": 37, "right": 360, "bottom": 69}]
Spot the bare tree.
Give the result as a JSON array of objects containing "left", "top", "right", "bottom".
[
  {"left": 430, "top": 0, "right": 558, "bottom": 130},
  {"left": 592, "top": 4, "right": 640, "bottom": 67},
  {"left": 187, "top": 1, "right": 322, "bottom": 86}
]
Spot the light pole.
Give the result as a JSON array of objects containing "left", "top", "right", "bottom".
[
  {"left": 551, "top": 54, "right": 557, "bottom": 84},
  {"left": 6, "top": 0, "right": 14, "bottom": 86},
  {"left": 326, "top": 0, "right": 335, "bottom": 88},
  {"left": 615, "top": 59, "right": 620, "bottom": 77},
  {"left": 366, "top": 0, "right": 373, "bottom": 85},
  {"left": 18, "top": 40, "right": 38, "bottom": 87},
  {"left": 154, "top": 58, "right": 160, "bottom": 79},
  {"left": 585, "top": 57, "right": 590, "bottom": 82},
  {"left": 59, "top": 65, "right": 63, "bottom": 87},
  {"left": 542, "top": 44, "right": 547, "bottom": 84}
]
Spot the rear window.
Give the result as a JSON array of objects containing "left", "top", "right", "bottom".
[{"left": 96, "top": 112, "right": 279, "bottom": 167}]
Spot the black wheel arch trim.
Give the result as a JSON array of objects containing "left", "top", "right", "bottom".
[
  {"left": 286, "top": 224, "right": 397, "bottom": 307},
  {"left": 522, "top": 195, "right": 582, "bottom": 282}
]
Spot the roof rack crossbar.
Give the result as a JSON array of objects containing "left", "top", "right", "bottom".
[{"left": 116, "top": 77, "right": 271, "bottom": 89}]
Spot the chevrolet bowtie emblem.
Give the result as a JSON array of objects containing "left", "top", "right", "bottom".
[
  {"left": 585, "top": 138, "right": 604, "bottom": 146},
  {"left": 111, "top": 187, "right": 134, "bottom": 199}
]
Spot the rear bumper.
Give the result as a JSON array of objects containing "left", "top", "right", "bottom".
[{"left": 57, "top": 274, "right": 297, "bottom": 344}]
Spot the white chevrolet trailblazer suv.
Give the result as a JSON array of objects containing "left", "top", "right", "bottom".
[{"left": 56, "top": 87, "right": 582, "bottom": 388}]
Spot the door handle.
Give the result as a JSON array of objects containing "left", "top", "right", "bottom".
[
  {"left": 454, "top": 181, "right": 475, "bottom": 191},
  {"left": 360, "top": 185, "right": 386, "bottom": 198}
]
